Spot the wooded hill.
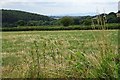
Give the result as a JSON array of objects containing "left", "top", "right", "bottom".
[
  {"left": 2, "top": 9, "right": 54, "bottom": 27},
  {"left": 1, "top": 9, "right": 120, "bottom": 28}
]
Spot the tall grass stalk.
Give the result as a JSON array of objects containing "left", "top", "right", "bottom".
[{"left": 90, "top": 12, "right": 119, "bottom": 78}]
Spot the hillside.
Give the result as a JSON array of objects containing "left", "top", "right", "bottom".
[
  {"left": 1, "top": 9, "right": 54, "bottom": 27},
  {"left": 1, "top": 9, "right": 119, "bottom": 28}
]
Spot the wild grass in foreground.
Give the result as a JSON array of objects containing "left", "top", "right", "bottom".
[{"left": 2, "top": 30, "right": 119, "bottom": 78}]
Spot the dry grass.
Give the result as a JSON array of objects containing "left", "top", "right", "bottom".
[{"left": 2, "top": 29, "right": 119, "bottom": 78}]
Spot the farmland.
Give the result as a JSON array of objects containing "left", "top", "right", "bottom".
[{"left": 2, "top": 30, "right": 119, "bottom": 78}]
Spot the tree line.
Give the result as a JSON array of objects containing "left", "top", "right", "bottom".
[{"left": 1, "top": 9, "right": 120, "bottom": 27}]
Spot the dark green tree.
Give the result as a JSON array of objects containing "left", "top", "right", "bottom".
[
  {"left": 80, "top": 19, "right": 92, "bottom": 25},
  {"left": 107, "top": 12, "right": 117, "bottom": 23},
  {"left": 17, "top": 20, "right": 26, "bottom": 26},
  {"left": 60, "top": 17, "right": 74, "bottom": 26},
  {"left": 73, "top": 18, "right": 80, "bottom": 25}
]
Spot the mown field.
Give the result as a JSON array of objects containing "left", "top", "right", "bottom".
[{"left": 2, "top": 30, "right": 120, "bottom": 78}]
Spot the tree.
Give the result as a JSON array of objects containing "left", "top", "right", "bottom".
[
  {"left": 17, "top": 20, "right": 26, "bottom": 26},
  {"left": 2, "top": 23, "right": 17, "bottom": 27},
  {"left": 107, "top": 12, "right": 117, "bottom": 23},
  {"left": 60, "top": 17, "right": 74, "bottom": 26},
  {"left": 73, "top": 18, "right": 80, "bottom": 25},
  {"left": 118, "top": 10, "right": 120, "bottom": 13},
  {"left": 80, "top": 19, "right": 92, "bottom": 25}
]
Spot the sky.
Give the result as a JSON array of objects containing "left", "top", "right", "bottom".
[{"left": 0, "top": 0, "right": 120, "bottom": 16}]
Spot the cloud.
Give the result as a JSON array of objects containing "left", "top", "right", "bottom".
[{"left": 1, "top": 0, "right": 119, "bottom": 16}]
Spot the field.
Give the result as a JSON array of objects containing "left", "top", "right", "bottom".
[{"left": 2, "top": 30, "right": 119, "bottom": 78}]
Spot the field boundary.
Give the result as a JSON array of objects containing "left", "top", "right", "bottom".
[{"left": 1, "top": 24, "right": 120, "bottom": 31}]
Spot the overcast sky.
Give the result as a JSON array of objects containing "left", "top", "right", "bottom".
[{"left": 0, "top": 0, "right": 119, "bottom": 16}]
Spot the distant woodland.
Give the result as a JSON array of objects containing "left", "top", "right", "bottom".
[{"left": 1, "top": 9, "right": 120, "bottom": 31}]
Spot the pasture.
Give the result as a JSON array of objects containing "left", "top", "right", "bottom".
[{"left": 2, "top": 30, "right": 119, "bottom": 78}]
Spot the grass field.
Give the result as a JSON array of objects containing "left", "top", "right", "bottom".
[{"left": 2, "top": 30, "right": 119, "bottom": 78}]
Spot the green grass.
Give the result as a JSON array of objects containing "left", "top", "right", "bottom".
[{"left": 2, "top": 30, "right": 119, "bottom": 78}]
